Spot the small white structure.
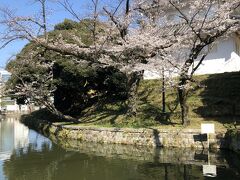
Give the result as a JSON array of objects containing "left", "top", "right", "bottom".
[
  {"left": 201, "top": 123, "right": 215, "bottom": 150},
  {"left": 203, "top": 165, "right": 217, "bottom": 177},
  {"left": 0, "top": 68, "right": 33, "bottom": 113},
  {"left": 0, "top": 69, "right": 14, "bottom": 112},
  {"left": 201, "top": 123, "right": 215, "bottom": 134},
  {"left": 0, "top": 69, "right": 11, "bottom": 84},
  {"left": 201, "top": 123, "right": 217, "bottom": 177}
]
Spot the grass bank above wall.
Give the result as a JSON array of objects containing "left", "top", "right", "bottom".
[{"left": 22, "top": 72, "right": 240, "bottom": 130}]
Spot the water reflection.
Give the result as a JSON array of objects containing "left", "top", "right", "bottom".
[
  {"left": 0, "top": 116, "right": 29, "bottom": 160},
  {"left": 0, "top": 117, "right": 240, "bottom": 180}
]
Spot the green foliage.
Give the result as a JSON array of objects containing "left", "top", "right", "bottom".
[
  {"left": 54, "top": 19, "right": 78, "bottom": 30},
  {"left": 53, "top": 59, "right": 128, "bottom": 116},
  {"left": 6, "top": 44, "right": 51, "bottom": 100},
  {"left": 7, "top": 45, "right": 129, "bottom": 116},
  {"left": 5, "top": 18, "right": 111, "bottom": 112},
  {"left": 52, "top": 18, "right": 107, "bottom": 46}
]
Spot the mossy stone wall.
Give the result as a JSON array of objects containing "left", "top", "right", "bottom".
[{"left": 22, "top": 118, "right": 232, "bottom": 149}]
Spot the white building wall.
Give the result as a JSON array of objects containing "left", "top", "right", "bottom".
[
  {"left": 194, "top": 52, "right": 240, "bottom": 75},
  {"left": 144, "top": 35, "right": 240, "bottom": 79},
  {"left": 6, "top": 105, "right": 19, "bottom": 111},
  {"left": 144, "top": 70, "right": 161, "bottom": 80},
  {"left": 194, "top": 36, "right": 240, "bottom": 75},
  {"left": 205, "top": 37, "right": 235, "bottom": 60}
]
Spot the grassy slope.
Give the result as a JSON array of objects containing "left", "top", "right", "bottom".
[
  {"left": 24, "top": 72, "right": 240, "bottom": 130},
  {"left": 79, "top": 72, "right": 240, "bottom": 130}
]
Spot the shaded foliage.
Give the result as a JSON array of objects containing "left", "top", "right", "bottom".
[
  {"left": 5, "top": 19, "right": 128, "bottom": 118},
  {"left": 53, "top": 60, "right": 128, "bottom": 116}
]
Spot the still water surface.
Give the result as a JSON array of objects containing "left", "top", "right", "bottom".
[{"left": 1, "top": 116, "right": 240, "bottom": 180}]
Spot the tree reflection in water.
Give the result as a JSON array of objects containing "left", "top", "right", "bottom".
[
  {"left": 3, "top": 139, "right": 240, "bottom": 180},
  {"left": 1, "top": 117, "right": 240, "bottom": 180},
  {"left": 137, "top": 149, "right": 240, "bottom": 180}
]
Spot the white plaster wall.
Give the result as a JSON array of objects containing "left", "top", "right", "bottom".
[
  {"left": 20, "top": 105, "right": 29, "bottom": 111},
  {"left": 6, "top": 105, "right": 19, "bottom": 111},
  {"left": 194, "top": 52, "right": 240, "bottom": 75},
  {"left": 206, "top": 37, "right": 235, "bottom": 61},
  {"left": 144, "top": 36, "right": 240, "bottom": 79},
  {"left": 3, "top": 105, "right": 32, "bottom": 112},
  {"left": 144, "top": 70, "right": 161, "bottom": 80},
  {"left": 194, "top": 36, "right": 240, "bottom": 75}
]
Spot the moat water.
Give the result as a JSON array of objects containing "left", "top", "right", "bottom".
[{"left": 0, "top": 116, "right": 240, "bottom": 180}]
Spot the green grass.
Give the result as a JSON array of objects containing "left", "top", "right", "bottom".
[{"left": 23, "top": 72, "right": 240, "bottom": 131}]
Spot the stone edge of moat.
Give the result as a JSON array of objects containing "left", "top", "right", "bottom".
[{"left": 21, "top": 117, "right": 240, "bottom": 153}]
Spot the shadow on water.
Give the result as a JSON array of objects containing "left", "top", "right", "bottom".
[{"left": 194, "top": 72, "right": 240, "bottom": 125}]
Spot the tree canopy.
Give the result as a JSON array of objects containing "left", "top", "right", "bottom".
[
  {"left": 2, "top": 0, "right": 239, "bottom": 124},
  {"left": 6, "top": 19, "right": 129, "bottom": 118}
]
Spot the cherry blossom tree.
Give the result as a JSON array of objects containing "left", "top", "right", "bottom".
[
  {"left": 0, "top": 0, "right": 239, "bottom": 124},
  {"left": 114, "top": 0, "right": 239, "bottom": 125},
  {"left": 165, "top": 0, "right": 240, "bottom": 125}
]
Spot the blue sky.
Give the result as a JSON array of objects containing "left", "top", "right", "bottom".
[{"left": 0, "top": 0, "right": 102, "bottom": 67}]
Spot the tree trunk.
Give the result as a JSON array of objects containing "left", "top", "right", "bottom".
[
  {"left": 162, "top": 68, "right": 166, "bottom": 113},
  {"left": 43, "top": 101, "right": 79, "bottom": 123},
  {"left": 178, "top": 79, "right": 190, "bottom": 126},
  {"left": 177, "top": 58, "right": 194, "bottom": 126},
  {"left": 178, "top": 87, "right": 189, "bottom": 126},
  {"left": 53, "top": 110, "right": 79, "bottom": 123},
  {"left": 127, "top": 70, "right": 144, "bottom": 116}
]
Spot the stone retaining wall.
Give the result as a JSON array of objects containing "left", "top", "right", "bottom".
[
  {"left": 51, "top": 125, "right": 228, "bottom": 149},
  {"left": 22, "top": 118, "right": 233, "bottom": 150}
]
